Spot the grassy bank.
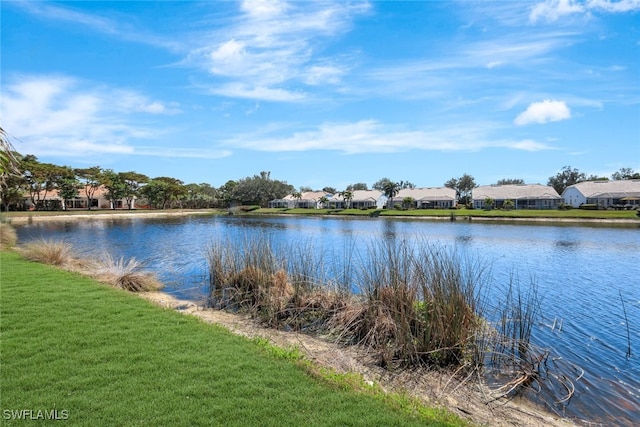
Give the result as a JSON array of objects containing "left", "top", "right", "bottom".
[
  {"left": 0, "top": 251, "right": 466, "bottom": 426},
  {"left": 254, "top": 207, "right": 639, "bottom": 220}
]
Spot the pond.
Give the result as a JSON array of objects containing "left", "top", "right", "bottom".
[{"left": 15, "top": 215, "right": 640, "bottom": 425}]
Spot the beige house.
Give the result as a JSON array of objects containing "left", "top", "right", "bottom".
[
  {"left": 24, "top": 186, "right": 133, "bottom": 210},
  {"left": 389, "top": 187, "right": 457, "bottom": 209},
  {"left": 268, "top": 191, "right": 332, "bottom": 209},
  {"left": 472, "top": 184, "right": 561, "bottom": 210},
  {"left": 328, "top": 190, "right": 385, "bottom": 209},
  {"left": 562, "top": 180, "right": 640, "bottom": 208}
]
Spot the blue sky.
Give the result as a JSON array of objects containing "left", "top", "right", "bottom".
[{"left": 2, "top": 0, "right": 639, "bottom": 190}]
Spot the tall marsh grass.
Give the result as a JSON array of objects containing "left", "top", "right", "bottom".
[
  {"left": 207, "top": 235, "right": 535, "bottom": 371},
  {"left": 92, "top": 252, "right": 163, "bottom": 292}
]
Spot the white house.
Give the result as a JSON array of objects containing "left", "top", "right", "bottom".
[
  {"left": 562, "top": 180, "right": 640, "bottom": 208},
  {"left": 472, "top": 184, "right": 561, "bottom": 210},
  {"left": 388, "top": 187, "right": 457, "bottom": 209}
]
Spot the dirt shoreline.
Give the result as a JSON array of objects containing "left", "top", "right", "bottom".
[{"left": 138, "top": 291, "right": 578, "bottom": 427}]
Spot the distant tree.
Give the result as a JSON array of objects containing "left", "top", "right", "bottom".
[
  {"left": 339, "top": 190, "right": 353, "bottom": 209},
  {"left": 373, "top": 178, "right": 414, "bottom": 192},
  {"left": 101, "top": 169, "right": 128, "bottom": 209},
  {"left": 496, "top": 178, "right": 525, "bottom": 185},
  {"left": 140, "top": 177, "right": 185, "bottom": 209},
  {"left": 444, "top": 175, "right": 476, "bottom": 206},
  {"left": 318, "top": 196, "right": 328, "bottom": 209},
  {"left": 381, "top": 180, "right": 400, "bottom": 209},
  {"left": 75, "top": 166, "right": 103, "bottom": 210},
  {"left": 119, "top": 171, "right": 149, "bottom": 210},
  {"left": 57, "top": 167, "right": 80, "bottom": 210},
  {"left": 23, "top": 156, "right": 64, "bottom": 210},
  {"left": 402, "top": 197, "right": 415, "bottom": 209},
  {"left": 299, "top": 186, "right": 313, "bottom": 192},
  {"left": 347, "top": 182, "right": 368, "bottom": 191},
  {"left": 398, "top": 180, "right": 415, "bottom": 189},
  {"left": 322, "top": 186, "right": 337, "bottom": 194},
  {"left": 231, "top": 171, "right": 293, "bottom": 207},
  {"left": 292, "top": 191, "right": 302, "bottom": 208},
  {"left": 183, "top": 183, "right": 217, "bottom": 209},
  {"left": 547, "top": 166, "right": 588, "bottom": 195},
  {"left": 218, "top": 180, "right": 238, "bottom": 207},
  {"left": 503, "top": 199, "right": 515, "bottom": 210},
  {"left": 611, "top": 168, "right": 640, "bottom": 180},
  {"left": 483, "top": 197, "right": 495, "bottom": 210}
]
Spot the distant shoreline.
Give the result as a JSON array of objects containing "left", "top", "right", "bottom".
[{"left": 5, "top": 209, "right": 639, "bottom": 227}]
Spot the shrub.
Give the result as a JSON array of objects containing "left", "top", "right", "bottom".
[{"left": 579, "top": 204, "right": 598, "bottom": 210}]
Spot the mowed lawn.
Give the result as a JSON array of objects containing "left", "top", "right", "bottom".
[{"left": 0, "top": 251, "right": 464, "bottom": 427}]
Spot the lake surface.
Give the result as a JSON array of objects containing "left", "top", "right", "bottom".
[{"left": 15, "top": 215, "right": 640, "bottom": 425}]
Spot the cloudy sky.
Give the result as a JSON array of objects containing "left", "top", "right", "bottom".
[{"left": 2, "top": 0, "right": 639, "bottom": 190}]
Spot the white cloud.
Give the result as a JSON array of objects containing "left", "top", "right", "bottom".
[
  {"left": 0, "top": 75, "right": 205, "bottom": 160},
  {"left": 191, "top": 1, "right": 370, "bottom": 101},
  {"left": 530, "top": 0, "right": 640, "bottom": 22},
  {"left": 514, "top": 100, "right": 572, "bottom": 125},
  {"left": 223, "top": 120, "right": 555, "bottom": 154}
]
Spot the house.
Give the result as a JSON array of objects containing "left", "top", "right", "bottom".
[
  {"left": 388, "top": 187, "right": 457, "bottom": 209},
  {"left": 24, "top": 186, "right": 134, "bottom": 210},
  {"left": 472, "top": 184, "right": 561, "bottom": 210},
  {"left": 268, "top": 191, "right": 332, "bottom": 209},
  {"left": 562, "top": 180, "right": 640, "bottom": 208},
  {"left": 328, "top": 190, "right": 386, "bottom": 209}
]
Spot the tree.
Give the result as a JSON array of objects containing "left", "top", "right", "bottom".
[
  {"left": 373, "top": 178, "right": 414, "bottom": 192},
  {"left": 57, "top": 167, "right": 80, "bottom": 210},
  {"left": 322, "top": 186, "right": 337, "bottom": 194},
  {"left": 318, "top": 196, "right": 329, "bottom": 209},
  {"left": 483, "top": 197, "right": 495, "bottom": 210},
  {"left": 547, "top": 166, "right": 587, "bottom": 195},
  {"left": 402, "top": 197, "right": 415, "bottom": 209},
  {"left": 340, "top": 190, "right": 353, "bottom": 209},
  {"left": 22, "top": 156, "right": 63, "bottom": 210},
  {"left": 119, "top": 171, "right": 149, "bottom": 210},
  {"left": 347, "top": 182, "right": 368, "bottom": 191},
  {"left": 611, "top": 168, "right": 640, "bottom": 180},
  {"left": 381, "top": 180, "right": 400, "bottom": 209},
  {"left": 75, "top": 166, "right": 103, "bottom": 210},
  {"left": 496, "top": 178, "right": 525, "bottom": 185},
  {"left": 231, "top": 172, "right": 293, "bottom": 207},
  {"left": 218, "top": 180, "right": 238, "bottom": 207},
  {"left": 299, "top": 186, "right": 313, "bottom": 192},
  {"left": 457, "top": 174, "right": 476, "bottom": 206},
  {"left": 292, "top": 191, "right": 302, "bottom": 208},
  {"left": 140, "top": 177, "right": 186, "bottom": 209},
  {"left": 101, "top": 169, "right": 128, "bottom": 209},
  {"left": 0, "top": 127, "right": 21, "bottom": 203},
  {"left": 503, "top": 199, "right": 515, "bottom": 210},
  {"left": 444, "top": 174, "right": 476, "bottom": 206}
]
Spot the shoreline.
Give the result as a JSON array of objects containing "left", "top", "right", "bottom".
[{"left": 5, "top": 209, "right": 639, "bottom": 227}]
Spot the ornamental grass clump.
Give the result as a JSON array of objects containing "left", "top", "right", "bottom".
[
  {"left": 19, "top": 238, "right": 76, "bottom": 266},
  {"left": 93, "top": 252, "right": 163, "bottom": 292},
  {"left": 0, "top": 221, "right": 17, "bottom": 249}
]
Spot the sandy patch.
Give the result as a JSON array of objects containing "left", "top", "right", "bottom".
[{"left": 139, "top": 291, "right": 577, "bottom": 427}]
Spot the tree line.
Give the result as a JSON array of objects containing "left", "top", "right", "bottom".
[{"left": 0, "top": 138, "right": 637, "bottom": 211}]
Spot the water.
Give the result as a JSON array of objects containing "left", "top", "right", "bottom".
[{"left": 14, "top": 215, "right": 640, "bottom": 425}]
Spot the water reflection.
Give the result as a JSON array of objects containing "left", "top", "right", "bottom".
[{"left": 14, "top": 215, "right": 640, "bottom": 425}]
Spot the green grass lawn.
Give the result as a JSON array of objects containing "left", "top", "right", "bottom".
[{"left": 0, "top": 251, "right": 466, "bottom": 426}]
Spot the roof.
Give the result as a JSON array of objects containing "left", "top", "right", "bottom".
[
  {"left": 562, "top": 180, "right": 640, "bottom": 198},
  {"left": 472, "top": 184, "right": 561, "bottom": 200},
  {"left": 391, "top": 187, "right": 456, "bottom": 202}
]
